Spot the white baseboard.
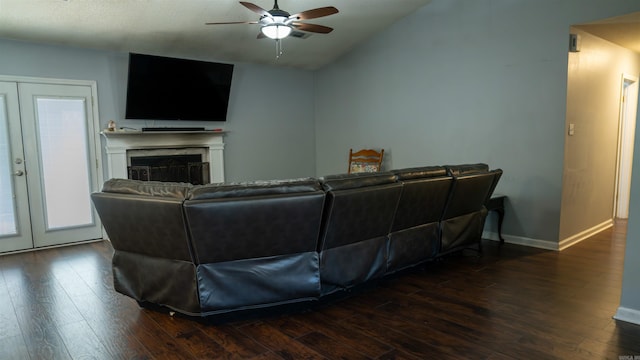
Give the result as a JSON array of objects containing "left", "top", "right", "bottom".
[
  {"left": 614, "top": 307, "right": 640, "bottom": 326},
  {"left": 558, "top": 219, "right": 613, "bottom": 251},
  {"left": 483, "top": 231, "right": 558, "bottom": 250},
  {"left": 483, "top": 219, "right": 614, "bottom": 251}
]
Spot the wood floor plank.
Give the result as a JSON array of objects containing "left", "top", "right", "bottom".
[
  {"left": 194, "top": 322, "right": 271, "bottom": 359},
  {"left": 48, "top": 244, "right": 154, "bottom": 360},
  {"left": 296, "top": 331, "right": 371, "bottom": 360},
  {"left": 145, "top": 310, "right": 237, "bottom": 359},
  {"left": 0, "top": 334, "right": 30, "bottom": 360},
  {"left": 128, "top": 310, "right": 198, "bottom": 360},
  {"left": 283, "top": 310, "right": 395, "bottom": 359},
  {"left": 239, "top": 321, "right": 326, "bottom": 359},
  {"left": 344, "top": 296, "right": 497, "bottom": 359},
  {"left": 20, "top": 322, "right": 72, "bottom": 360},
  {"left": 335, "top": 312, "right": 465, "bottom": 360},
  {"left": 70, "top": 291, "right": 154, "bottom": 360},
  {"left": 57, "top": 320, "right": 114, "bottom": 360},
  {"left": 0, "top": 266, "right": 22, "bottom": 340}
]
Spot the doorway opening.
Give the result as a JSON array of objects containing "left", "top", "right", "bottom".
[{"left": 614, "top": 74, "right": 638, "bottom": 219}]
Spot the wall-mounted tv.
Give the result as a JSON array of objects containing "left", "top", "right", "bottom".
[{"left": 125, "top": 53, "right": 234, "bottom": 121}]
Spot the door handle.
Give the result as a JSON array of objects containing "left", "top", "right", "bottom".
[{"left": 14, "top": 170, "right": 24, "bottom": 176}]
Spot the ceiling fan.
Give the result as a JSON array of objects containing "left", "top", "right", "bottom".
[{"left": 206, "top": 1, "right": 339, "bottom": 43}]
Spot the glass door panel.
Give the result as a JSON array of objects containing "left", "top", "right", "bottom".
[
  {"left": 0, "top": 96, "right": 16, "bottom": 236},
  {"left": 18, "top": 82, "right": 102, "bottom": 248},
  {"left": 36, "top": 98, "right": 94, "bottom": 230},
  {"left": 0, "top": 81, "right": 33, "bottom": 253}
]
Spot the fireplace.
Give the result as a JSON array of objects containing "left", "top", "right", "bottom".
[
  {"left": 127, "top": 147, "right": 210, "bottom": 184},
  {"left": 128, "top": 156, "right": 209, "bottom": 184},
  {"left": 101, "top": 130, "right": 225, "bottom": 184}
]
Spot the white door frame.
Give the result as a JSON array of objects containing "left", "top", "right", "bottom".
[{"left": 614, "top": 73, "right": 639, "bottom": 219}]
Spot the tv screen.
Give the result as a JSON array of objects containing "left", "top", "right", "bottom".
[{"left": 125, "top": 53, "right": 234, "bottom": 121}]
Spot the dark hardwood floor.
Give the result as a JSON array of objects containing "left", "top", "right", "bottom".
[{"left": 1, "top": 221, "right": 639, "bottom": 359}]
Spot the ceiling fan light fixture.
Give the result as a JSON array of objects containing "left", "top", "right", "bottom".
[{"left": 261, "top": 23, "right": 292, "bottom": 39}]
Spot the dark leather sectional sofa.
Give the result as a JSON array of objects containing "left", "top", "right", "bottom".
[{"left": 91, "top": 163, "right": 502, "bottom": 317}]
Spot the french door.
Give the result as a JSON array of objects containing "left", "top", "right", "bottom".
[{"left": 0, "top": 80, "right": 103, "bottom": 253}]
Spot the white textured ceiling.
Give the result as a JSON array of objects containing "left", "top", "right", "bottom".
[{"left": 0, "top": 0, "right": 432, "bottom": 70}]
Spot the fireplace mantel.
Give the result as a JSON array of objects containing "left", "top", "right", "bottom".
[{"left": 101, "top": 130, "right": 225, "bottom": 183}]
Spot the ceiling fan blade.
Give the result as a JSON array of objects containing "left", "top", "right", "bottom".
[
  {"left": 240, "top": 1, "right": 272, "bottom": 17},
  {"left": 289, "top": 6, "right": 338, "bottom": 20},
  {"left": 257, "top": 32, "right": 266, "bottom": 39},
  {"left": 292, "top": 22, "right": 334, "bottom": 34},
  {"left": 205, "top": 21, "right": 258, "bottom": 25}
]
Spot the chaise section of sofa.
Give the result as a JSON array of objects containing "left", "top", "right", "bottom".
[
  {"left": 90, "top": 179, "right": 201, "bottom": 315},
  {"left": 317, "top": 172, "right": 403, "bottom": 296},
  {"left": 183, "top": 178, "right": 326, "bottom": 315}
]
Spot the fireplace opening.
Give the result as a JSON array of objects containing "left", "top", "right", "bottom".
[{"left": 128, "top": 154, "right": 210, "bottom": 185}]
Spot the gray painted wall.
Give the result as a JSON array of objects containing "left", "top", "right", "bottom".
[
  {"left": 314, "top": 0, "right": 640, "bottom": 244},
  {"left": 0, "top": 38, "right": 317, "bottom": 182}
]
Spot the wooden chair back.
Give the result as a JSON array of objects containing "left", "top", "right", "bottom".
[{"left": 348, "top": 148, "right": 384, "bottom": 174}]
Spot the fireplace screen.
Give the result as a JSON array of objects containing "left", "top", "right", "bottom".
[{"left": 128, "top": 154, "right": 209, "bottom": 185}]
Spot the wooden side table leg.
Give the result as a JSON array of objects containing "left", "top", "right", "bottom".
[
  {"left": 496, "top": 208, "right": 505, "bottom": 244},
  {"left": 487, "top": 195, "right": 506, "bottom": 245}
]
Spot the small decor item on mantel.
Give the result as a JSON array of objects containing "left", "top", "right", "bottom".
[{"left": 107, "top": 120, "right": 116, "bottom": 131}]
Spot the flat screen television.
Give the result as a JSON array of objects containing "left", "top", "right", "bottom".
[{"left": 125, "top": 53, "right": 234, "bottom": 121}]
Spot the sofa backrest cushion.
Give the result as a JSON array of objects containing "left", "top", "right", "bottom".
[
  {"left": 442, "top": 170, "right": 499, "bottom": 219},
  {"left": 392, "top": 166, "right": 448, "bottom": 181},
  {"left": 319, "top": 172, "right": 397, "bottom": 191},
  {"left": 445, "top": 163, "right": 489, "bottom": 177},
  {"left": 188, "top": 178, "right": 321, "bottom": 200},
  {"left": 184, "top": 179, "right": 326, "bottom": 264},
  {"left": 102, "top": 178, "right": 192, "bottom": 199},
  {"left": 91, "top": 192, "right": 193, "bottom": 262},
  {"left": 390, "top": 170, "right": 453, "bottom": 232},
  {"left": 318, "top": 172, "right": 402, "bottom": 250}
]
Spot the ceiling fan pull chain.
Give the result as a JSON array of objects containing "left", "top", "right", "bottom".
[{"left": 275, "top": 38, "right": 284, "bottom": 59}]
